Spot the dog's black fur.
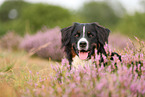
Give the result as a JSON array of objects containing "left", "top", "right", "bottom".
[{"left": 61, "top": 22, "right": 121, "bottom": 69}]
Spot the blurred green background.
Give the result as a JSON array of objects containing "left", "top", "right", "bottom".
[{"left": 0, "top": 0, "right": 145, "bottom": 39}]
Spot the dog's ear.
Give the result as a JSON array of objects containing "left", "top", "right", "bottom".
[
  {"left": 92, "top": 22, "right": 110, "bottom": 45},
  {"left": 61, "top": 26, "right": 73, "bottom": 48},
  {"left": 61, "top": 23, "right": 79, "bottom": 48}
]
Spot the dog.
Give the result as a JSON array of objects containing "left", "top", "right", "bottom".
[{"left": 61, "top": 22, "right": 121, "bottom": 69}]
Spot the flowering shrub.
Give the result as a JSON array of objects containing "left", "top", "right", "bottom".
[
  {"left": 21, "top": 38, "right": 145, "bottom": 97},
  {"left": 109, "top": 33, "right": 134, "bottom": 50},
  {"left": 20, "top": 27, "right": 64, "bottom": 61},
  {"left": 0, "top": 31, "right": 22, "bottom": 50}
]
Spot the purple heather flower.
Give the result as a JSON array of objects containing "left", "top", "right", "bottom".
[{"left": 20, "top": 27, "right": 64, "bottom": 60}]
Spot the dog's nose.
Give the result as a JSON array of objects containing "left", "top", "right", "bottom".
[{"left": 79, "top": 41, "right": 87, "bottom": 48}]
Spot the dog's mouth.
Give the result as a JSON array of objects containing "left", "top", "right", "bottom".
[
  {"left": 73, "top": 45, "right": 96, "bottom": 60},
  {"left": 78, "top": 50, "right": 90, "bottom": 60}
]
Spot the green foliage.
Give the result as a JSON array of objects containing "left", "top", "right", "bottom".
[
  {"left": 0, "top": 1, "right": 81, "bottom": 36},
  {"left": 0, "top": 0, "right": 30, "bottom": 36},
  {"left": 77, "top": 1, "right": 121, "bottom": 28},
  {"left": 0, "top": 0, "right": 30, "bottom": 21},
  {"left": 1, "top": 0, "right": 145, "bottom": 40},
  {"left": 0, "top": 63, "right": 14, "bottom": 72},
  {"left": 116, "top": 12, "right": 145, "bottom": 39},
  {"left": 20, "top": 3, "right": 73, "bottom": 34}
]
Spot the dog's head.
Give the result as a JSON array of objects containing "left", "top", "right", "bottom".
[{"left": 61, "top": 22, "right": 110, "bottom": 60}]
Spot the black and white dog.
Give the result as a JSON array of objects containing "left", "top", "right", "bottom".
[{"left": 61, "top": 22, "right": 121, "bottom": 69}]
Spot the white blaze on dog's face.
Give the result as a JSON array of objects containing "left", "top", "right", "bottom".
[{"left": 77, "top": 26, "right": 89, "bottom": 60}]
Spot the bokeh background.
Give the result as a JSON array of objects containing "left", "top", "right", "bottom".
[
  {"left": 0, "top": 0, "right": 145, "bottom": 60},
  {"left": 0, "top": 1, "right": 145, "bottom": 97}
]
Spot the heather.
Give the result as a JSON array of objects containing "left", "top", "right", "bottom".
[
  {"left": 109, "top": 33, "right": 134, "bottom": 50},
  {"left": 0, "top": 37, "right": 145, "bottom": 97},
  {"left": 0, "top": 31, "right": 22, "bottom": 50},
  {"left": 48, "top": 41, "right": 145, "bottom": 97},
  {"left": 20, "top": 27, "right": 64, "bottom": 61}
]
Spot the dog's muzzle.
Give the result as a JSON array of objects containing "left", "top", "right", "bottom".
[
  {"left": 77, "top": 38, "right": 89, "bottom": 50},
  {"left": 77, "top": 38, "right": 89, "bottom": 60}
]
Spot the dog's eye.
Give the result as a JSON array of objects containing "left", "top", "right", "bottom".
[
  {"left": 74, "top": 31, "right": 80, "bottom": 38},
  {"left": 87, "top": 32, "right": 94, "bottom": 38},
  {"left": 74, "top": 33, "right": 80, "bottom": 38}
]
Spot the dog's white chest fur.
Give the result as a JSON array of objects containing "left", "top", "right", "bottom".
[{"left": 72, "top": 56, "right": 93, "bottom": 69}]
